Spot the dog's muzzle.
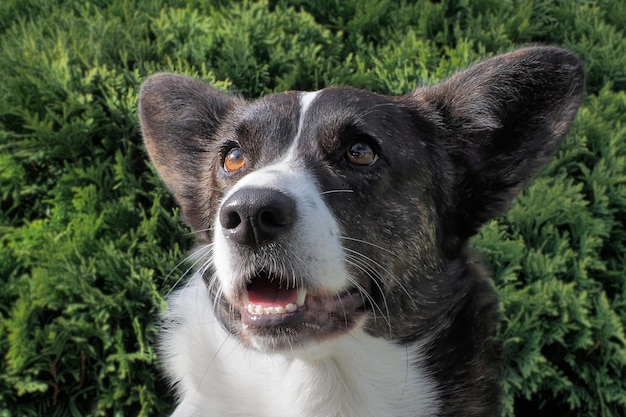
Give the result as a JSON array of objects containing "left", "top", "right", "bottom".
[{"left": 215, "top": 186, "right": 368, "bottom": 349}]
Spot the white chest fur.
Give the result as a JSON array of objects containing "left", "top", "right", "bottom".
[{"left": 161, "top": 276, "right": 440, "bottom": 417}]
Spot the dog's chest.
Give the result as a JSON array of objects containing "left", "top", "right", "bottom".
[{"left": 165, "top": 277, "right": 439, "bottom": 417}]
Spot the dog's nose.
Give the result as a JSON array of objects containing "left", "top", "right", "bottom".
[{"left": 219, "top": 188, "right": 296, "bottom": 247}]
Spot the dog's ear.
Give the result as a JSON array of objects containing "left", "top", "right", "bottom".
[
  {"left": 139, "top": 73, "right": 241, "bottom": 225},
  {"left": 413, "top": 46, "right": 585, "bottom": 240}
]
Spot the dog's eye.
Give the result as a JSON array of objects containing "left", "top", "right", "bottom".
[
  {"left": 224, "top": 147, "right": 246, "bottom": 172},
  {"left": 346, "top": 142, "right": 379, "bottom": 166}
]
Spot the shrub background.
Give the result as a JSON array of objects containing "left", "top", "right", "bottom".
[{"left": 1, "top": 0, "right": 625, "bottom": 416}]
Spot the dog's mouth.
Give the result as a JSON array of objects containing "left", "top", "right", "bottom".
[
  {"left": 242, "top": 274, "right": 306, "bottom": 319},
  {"left": 234, "top": 270, "right": 367, "bottom": 346}
]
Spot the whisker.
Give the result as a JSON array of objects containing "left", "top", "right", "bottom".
[
  {"left": 339, "top": 236, "right": 400, "bottom": 257},
  {"left": 164, "top": 245, "right": 214, "bottom": 296},
  {"left": 344, "top": 257, "right": 392, "bottom": 334},
  {"left": 335, "top": 291, "right": 350, "bottom": 332},
  {"left": 359, "top": 102, "right": 398, "bottom": 118},
  {"left": 320, "top": 189, "right": 354, "bottom": 196},
  {"left": 186, "top": 226, "right": 215, "bottom": 236},
  {"left": 343, "top": 247, "right": 391, "bottom": 275},
  {"left": 203, "top": 268, "right": 221, "bottom": 308},
  {"left": 401, "top": 346, "right": 410, "bottom": 400},
  {"left": 344, "top": 247, "right": 415, "bottom": 305},
  {"left": 164, "top": 245, "right": 211, "bottom": 281},
  {"left": 212, "top": 333, "right": 233, "bottom": 362},
  {"left": 281, "top": 240, "right": 309, "bottom": 290}
]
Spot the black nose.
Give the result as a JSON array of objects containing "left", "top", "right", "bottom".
[{"left": 219, "top": 188, "right": 297, "bottom": 247}]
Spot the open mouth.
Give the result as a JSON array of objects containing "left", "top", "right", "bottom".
[
  {"left": 242, "top": 273, "right": 307, "bottom": 316},
  {"left": 238, "top": 270, "right": 367, "bottom": 332}
]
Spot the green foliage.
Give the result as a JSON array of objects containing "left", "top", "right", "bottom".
[
  {"left": 0, "top": 0, "right": 624, "bottom": 416},
  {"left": 473, "top": 85, "right": 626, "bottom": 416}
]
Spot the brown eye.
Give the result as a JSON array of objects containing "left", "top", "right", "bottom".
[
  {"left": 224, "top": 147, "right": 246, "bottom": 172},
  {"left": 346, "top": 142, "right": 379, "bottom": 166}
]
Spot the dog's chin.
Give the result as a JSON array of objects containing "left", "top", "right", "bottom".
[{"left": 216, "top": 281, "right": 370, "bottom": 352}]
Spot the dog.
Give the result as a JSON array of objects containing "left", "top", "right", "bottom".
[{"left": 138, "top": 46, "right": 584, "bottom": 417}]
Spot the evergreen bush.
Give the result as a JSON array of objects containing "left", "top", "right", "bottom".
[{"left": 0, "top": 0, "right": 624, "bottom": 416}]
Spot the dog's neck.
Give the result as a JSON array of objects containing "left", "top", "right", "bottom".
[{"left": 165, "top": 275, "right": 440, "bottom": 417}]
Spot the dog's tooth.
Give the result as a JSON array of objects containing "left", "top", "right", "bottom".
[
  {"left": 245, "top": 303, "right": 297, "bottom": 315},
  {"left": 296, "top": 289, "right": 307, "bottom": 307}
]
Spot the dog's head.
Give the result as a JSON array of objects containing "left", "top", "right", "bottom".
[{"left": 139, "top": 47, "right": 584, "bottom": 352}]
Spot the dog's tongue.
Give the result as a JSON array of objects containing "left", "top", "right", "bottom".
[{"left": 247, "top": 278, "right": 298, "bottom": 307}]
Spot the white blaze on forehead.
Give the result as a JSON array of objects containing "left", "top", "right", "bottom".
[
  {"left": 300, "top": 90, "right": 320, "bottom": 117},
  {"left": 284, "top": 90, "right": 321, "bottom": 162}
]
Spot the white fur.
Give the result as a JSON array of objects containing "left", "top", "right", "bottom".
[{"left": 162, "top": 276, "right": 440, "bottom": 417}]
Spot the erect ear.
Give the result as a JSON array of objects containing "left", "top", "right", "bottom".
[
  {"left": 138, "top": 73, "right": 241, "bottom": 227},
  {"left": 413, "top": 46, "right": 585, "bottom": 240}
]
